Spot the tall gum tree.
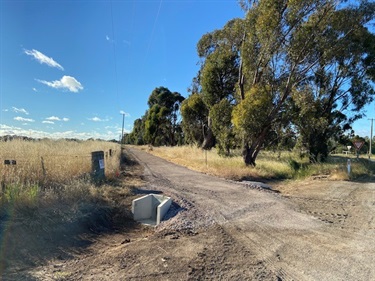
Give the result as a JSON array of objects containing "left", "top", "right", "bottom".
[
  {"left": 144, "top": 87, "right": 185, "bottom": 146},
  {"left": 196, "top": 19, "right": 243, "bottom": 150},
  {"left": 234, "top": 0, "right": 375, "bottom": 165}
]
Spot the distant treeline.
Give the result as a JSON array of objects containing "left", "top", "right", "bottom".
[{"left": 0, "top": 135, "right": 119, "bottom": 143}]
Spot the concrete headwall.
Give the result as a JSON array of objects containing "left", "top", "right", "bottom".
[
  {"left": 157, "top": 196, "right": 172, "bottom": 225},
  {"left": 132, "top": 194, "right": 153, "bottom": 221},
  {"left": 132, "top": 194, "right": 172, "bottom": 225}
]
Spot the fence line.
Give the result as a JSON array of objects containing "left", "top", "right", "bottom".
[
  {"left": 0, "top": 149, "right": 117, "bottom": 164},
  {"left": 0, "top": 149, "right": 118, "bottom": 188}
]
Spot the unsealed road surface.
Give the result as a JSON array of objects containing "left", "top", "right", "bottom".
[
  {"left": 31, "top": 147, "right": 375, "bottom": 280},
  {"left": 128, "top": 147, "right": 375, "bottom": 281}
]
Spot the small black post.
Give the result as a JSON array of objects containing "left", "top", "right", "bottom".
[{"left": 91, "top": 151, "right": 105, "bottom": 182}]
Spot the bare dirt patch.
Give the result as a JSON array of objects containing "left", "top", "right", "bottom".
[{"left": 2, "top": 147, "right": 375, "bottom": 280}]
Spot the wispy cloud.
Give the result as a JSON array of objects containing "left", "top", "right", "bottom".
[
  {"left": 14, "top": 116, "right": 35, "bottom": 122},
  {"left": 106, "top": 35, "right": 110, "bottom": 41},
  {"left": 0, "top": 124, "right": 127, "bottom": 140},
  {"left": 24, "top": 49, "right": 64, "bottom": 70},
  {"left": 42, "top": 120, "right": 54, "bottom": 124},
  {"left": 89, "top": 117, "right": 105, "bottom": 122},
  {"left": 88, "top": 116, "right": 111, "bottom": 122},
  {"left": 46, "top": 116, "right": 60, "bottom": 121},
  {"left": 37, "top": 76, "right": 83, "bottom": 93},
  {"left": 32, "top": 88, "right": 38, "bottom": 92},
  {"left": 12, "top": 107, "right": 29, "bottom": 115},
  {"left": 45, "top": 116, "right": 69, "bottom": 122}
]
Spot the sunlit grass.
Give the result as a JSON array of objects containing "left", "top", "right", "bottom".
[
  {"left": 0, "top": 139, "right": 121, "bottom": 186},
  {"left": 140, "top": 145, "right": 375, "bottom": 181},
  {"left": 0, "top": 139, "right": 122, "bottom": 205}
]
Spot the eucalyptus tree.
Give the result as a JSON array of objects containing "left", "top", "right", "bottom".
[
  {"left": 195, "top": 19, "right": 243, "bottom": 150},
  {"left": 143, "top": 87, "right": 185, "bottom": 146},
  {"left": 232, "top": 0, "right": 375, "bottom": 165},
  {"left": 125, "top": 117, "right": 145, "bottom": 145},
  {"left": 180, "top": 93, "right": 208, "bottom": 146}
]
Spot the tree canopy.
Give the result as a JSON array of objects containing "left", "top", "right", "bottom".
[{"left": 126, "top": 87, "right": 184, "bottom": 146}]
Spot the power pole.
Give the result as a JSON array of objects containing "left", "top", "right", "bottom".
[
  {"left": 121, "top": 113, "right": 125, "bottom": 144},
  {"left": 369, "top": 118, "right": 374, "bottom": 158}
]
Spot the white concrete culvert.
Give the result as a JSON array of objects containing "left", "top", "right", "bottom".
[{"left": 132, "top": 194, "right": 172, "bottom": 226}]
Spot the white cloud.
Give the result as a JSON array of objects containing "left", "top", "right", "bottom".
[
  {"left": 12, "top": 107, "right": 29, "bottom": 115},
  {"left": 37, "top": 76, "right": 83, "bottom": 93},
  {"left": 89, "top": 117, "right": 104, "bottom": 122},
  {"left": 45, "top": 116, "right": 69, "bottom": 122},
  {"left": 2, "top": 109, "right": 9, "bottom": 112},
  {"left": 32, "top": 88, "right": 38, "bottom": 92},
  {"left": 88, "top": 116, "right": 111, "bottom": 122},
  {"left": 0, "top": 123, "right": 127, "bottom": 140},
  {"left": 42, "top": 121, "right": 55, "bottom": 124},
  {"left": 106, "top": 35, "right": 110, "bottom": 41},
  {"left": 46, "top": 116, "right": 61, "bottom": 121},
  {"left": 24, "top": 49, "right": 64, "bottom": 70},
  {"left": 14, "top": 116, "right": 35, "bottom": 122}
]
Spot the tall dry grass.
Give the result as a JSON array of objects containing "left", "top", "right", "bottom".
[
  {"left": 0, "top": 139, "right": 121, "bottom": 184},
  {"left": 142, "top": 145, "right": 375, "bottom": 181},
  {"left": 0, "top": 141, "right": 140, "bottom": 272},
  {"left": 0, "top": 139, "right": 121, "bottom": 204},
  {"left": 142, "top": 146, "right": 295, "bottom": 180}
]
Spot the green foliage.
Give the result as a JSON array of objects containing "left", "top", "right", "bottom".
[
  {"left": 2, "top": 183, "right": 40, "bottom": 204},
  {"left": 210, "top": 99, "right": 235, "bottom": 156},
  {"left": 127, "top": 87, "right": 184, "bottom": 146},
  {"left": 125, "top": 117, "right": 145, "bottom": 145},
  {"left": 180, "top": 93, "right": 208, "bottom": 146},
  {"left": 148, "top": 86, "right": 185, "bottom": 110},
  {"left": 234, "top": 0, "right": 374, "bottom": 165},
  {"left": 232, "top": 85, "right": 273, "bottom": 141},
  {"left": 201, "top": 49, "right": 239, "bottom": 107},
  {"left": 194, "top": 17, "right": 243, "bottom": 150}
]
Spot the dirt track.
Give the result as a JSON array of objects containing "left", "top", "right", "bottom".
[{"left": 29, "top": 147, "right": 375, "bottom": 280}]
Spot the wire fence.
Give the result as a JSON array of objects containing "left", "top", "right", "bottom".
[{"left": 0, "top": 149, "right": 120, "bottom": 190}]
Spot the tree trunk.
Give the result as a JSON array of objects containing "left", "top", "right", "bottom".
[
  {"left": 308, "top": 133, "right": 329, "bottom": 163},
  {"left": 202, "top": 117, "right": 215, "bottom": 150},
  {"left": 242, "top": 142, "right": 258, "bottom": 166},
  {"left": 202, "top": 127, "right": 215, "bottom": 150}
]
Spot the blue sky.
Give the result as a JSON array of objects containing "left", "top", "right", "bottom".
[{"left": 0, "top": 0, "right": 374, "bottom": 140}]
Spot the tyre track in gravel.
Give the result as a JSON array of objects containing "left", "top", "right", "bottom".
[{"left": 127, "top": 147, "right": 375, "bottom": 281}]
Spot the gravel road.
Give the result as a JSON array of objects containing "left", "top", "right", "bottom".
[
  {"left": 127, "top": 147, "right": 375, "bottom": 281},
  {"left": 26, "top": 147, "right": 375, "bottom": 280}
]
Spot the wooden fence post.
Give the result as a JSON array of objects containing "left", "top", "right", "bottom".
[{"left": 91, "top": 151, "right": 105, "bottom": 182}]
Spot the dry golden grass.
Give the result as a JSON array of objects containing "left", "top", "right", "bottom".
[
  {"left": 0, "top": 140, "right": 142, "bottom": 214},
  {"left": 141, "top": 145, "right": 295, "bottom": 180},
  {"left": 0, "top": 139, "right": 121, "bottom": 189},
  {"left": 140, "top": 145, "right": 374, "bottom": 181}
]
